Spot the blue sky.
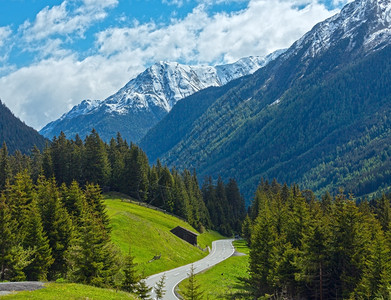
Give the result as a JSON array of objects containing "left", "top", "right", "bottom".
[{"left": 0, "top": 0, "right": 350, "bottom": 130}]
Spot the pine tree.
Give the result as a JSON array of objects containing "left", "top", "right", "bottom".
[
  {"left": 154, "top": 273, "right": 166, "bottom": 300},
  {"left": 67, "top": 206, "right": 119, "bottom": 287},
  {"left": 5, "top": 170, "right": 35, "bottom": 240},
  {"left": 84, "top": 183, "right": 110, "bottom": 232},
  {"left": 121, "top": 249, "right": 139, "bottom": 293},
  {"left": 136, "top": 279, "right": 152, "bottom": 300},
  {"left": 376, "top": 194, "right": 391, "bottom": 232},
  {"left": 61, "top": 181, "right": 85, "bottom": 222},
  {"left": 0, "top": 142, "right": 11, "bottom": 190},
  {"left": 22, "top": 201, "right": 54, "bottom": 281},
  {"left": 181, "top": 264, "right": 203, "bottom": 300},
  {"left": 242, "top": 215, "right": 252, "bottom": 246},
  {"left": 42, "top": 143, "right": 53, "bottom": 179},
  {"left": 83, "top": 129, "right": 111, "bottom": 187},
  {"left": 36, "top": 177, "right": 74, "bottom": 279},
  {"left": 30, "top": 145, "right": 43, "bottom": 183},
  {"left": 0, "top": 194, "right": 16, "bottom": 281}
]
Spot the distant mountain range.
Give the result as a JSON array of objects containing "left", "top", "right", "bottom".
[
  {"left": 40, "top": 52, "right": 284, "bottom": 142},
  {"left": 0, "top": 100, "right": 47, "bottom": 153},
  {"left": 140, "top": 0, "right": 391, "bottom": 199}
]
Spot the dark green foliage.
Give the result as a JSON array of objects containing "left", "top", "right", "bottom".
[
  {"left": 0, "top": 100, "right": 47, "bottom": 154},
  {"left": 36, "top": 177, "right": 74, "bottom": 279},
  {"left": 66, "top": 206, "right": 120, "bottom": 287},
  {"left": 83, "top": 129, "right": 111, "bottom": 187},
  {"left": 0, "top": 171, "right": 123, "bottom": 289},
  {"left": 202, "top": 176, "right": 246, "bottom": 235},
  {"left": 22, "top": 201, "right": 54, "bottom": 281},
  {"left": 0, "top": 142, "right": 11, "bottom": 189},
  {"left": 0, "top": 194, "right": 16, "bottom": 281},
  {"left": 247, "top": 181, "right": 391, "bottom": 299}
]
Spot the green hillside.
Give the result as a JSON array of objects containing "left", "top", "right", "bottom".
[{"left": 105, "top": 193, "right": 225, "bottom": 276}]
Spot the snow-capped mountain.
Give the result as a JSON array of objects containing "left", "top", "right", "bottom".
[
  {"left": 40, "top": 51, "right": 284, "bottom": 142},
  {"left": 284, "top": 0, "right": 391, "bottom": 61},
  {"left": 140, "top": 0, "right": 391, "bottom": 200}
]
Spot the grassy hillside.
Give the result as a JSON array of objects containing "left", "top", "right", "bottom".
[
  {"left": 177, "top": 240, "right": 250, "bottom": 299},
  {"left": 0, "top": 283, "right": 136, "bottom": 299},
  {"left": 104, "top": 193, "right": 225, "bottom": 276}
]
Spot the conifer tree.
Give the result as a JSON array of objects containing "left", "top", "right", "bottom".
[
  {"left": 36, "top": 177, "right": 74, "bottom": 279},
  {"left": 84, "top": 183, "right": 110, "bottom": 232},
  {"left": 136, "top": 278, "right": 152, "bottom": 300},
  {"left": 0, "top": 142, "right": 11, "bottom": 189},
  {"left": 42, "top": 143, "right": 54, "bottom": 179},
  {"left": 0, "top": 194, "right": 16, "bottom": 281},
  {"left": 22, "top": 201, "right": 54, "bottom": 281},
  {"left": 5, "top": 170, "right": 35, "bottom": 239},
  {"left": 83, "top": 129, "right": 111, "bottom": 187},
  {"left": 67, "top": 206, "right": 119, "bottom": 287},
  {"left": 30, "top": 145, "right": 43, "bottom": 183},
  {"left": 61, "top": 181, "right": 85, "bottom": 222},
  {"left": 121, "top": 249, "right": 139, "bottom": 293},
  {"left": 155, "top": 273, "right": 166, "bottom": 300},
  {"left": 181, "top": 264, "right": 203, "bottom": 300}
]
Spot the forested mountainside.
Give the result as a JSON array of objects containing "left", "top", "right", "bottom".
[
  {"left": 0, "top": 101, "right": 47, "bottom": 154},
  {"left": 141, "top": 0, "right": 391, "bottom": 200}
]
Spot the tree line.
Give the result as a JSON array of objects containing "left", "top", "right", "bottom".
[
  {"left": 243, "top": 179, "right": 391, "bottom": 299},
  {"left": 0, "top": 129, "right": 246, "bottom": 234}
]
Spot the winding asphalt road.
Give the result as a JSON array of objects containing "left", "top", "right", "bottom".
[{"left": 146, "top": 239, "right": 235, "bottom": 300}]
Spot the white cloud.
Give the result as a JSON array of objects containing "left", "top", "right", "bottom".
[
  {"left": 97, "top": 0, "right": 336, "bottom": 63},
  {"left": 332, "top": 0, "right": 353, "bottom": 7},
  {"left": 20, "top": 0, "right": 117, "bottom": 43},
  {"left": 0, "top": 26, "right": 12, "bottom": 48},
  {"left": 163, "top": 0, "right": 186, "bottom": 7},
  {"left": 0, "top": 0, "right": 339, "bottom": 130}
]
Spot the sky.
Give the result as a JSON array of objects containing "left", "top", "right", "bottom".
[{"left": 0, "top": 0, "right": 352, "bottom": 130}]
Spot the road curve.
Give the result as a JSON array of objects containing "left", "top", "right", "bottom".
[{"left": 146, "top": 239, "right": 235, "bottom": 300}]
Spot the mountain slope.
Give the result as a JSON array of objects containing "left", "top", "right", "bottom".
[
  {"left": 141, "top": 0, "right": 391, "bottom": 199},
  {"left": 40, "top": 53, "right": 284, "bottom": 143},
  {"left": 0, "top": 100, "right": 47, "bottom": 153}
]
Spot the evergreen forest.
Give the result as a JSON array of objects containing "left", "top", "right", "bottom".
[{"left": 244, "top": 180, "right": 391, "bottom": 299}]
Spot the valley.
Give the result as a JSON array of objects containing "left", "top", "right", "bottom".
[{"left": 2, "top": 0, "right": 391, "bottom": 299}]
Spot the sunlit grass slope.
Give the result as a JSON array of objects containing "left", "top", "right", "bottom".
[
  {"left": 0, "top": 283, "right": 136, "bottom": 300},
  {"left": 104, "top": 193, "right": 225, "bottom": 277}
]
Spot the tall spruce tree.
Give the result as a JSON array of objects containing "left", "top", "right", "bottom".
[
  {"left": 83, "top": 129, "right": 111, "bottom": 187},
  {"left": 36, "top": 177, "right": 74, "bottom": 279},
  {"left": 22, "top": 201, "right": 54, "bottom": 281},
  {"left": 0, "top": 194, "right": 16, "bottom": 281},
  {"left": 0, "top": 142, "right": 11, "bottom": 190}
]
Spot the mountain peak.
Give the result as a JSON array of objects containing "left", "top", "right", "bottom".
[
  {"left": 288, "top": 0, "right": 391, "bottom": 61},
  {"left": 40, "top": 51, "right": 285, "bottom": 142}
]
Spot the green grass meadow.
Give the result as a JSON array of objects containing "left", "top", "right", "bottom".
[{"left": 0, "top": 283, "right": 136, "bottom": 300}]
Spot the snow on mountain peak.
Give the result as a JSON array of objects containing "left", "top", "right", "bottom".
[
  {"left": 40, "top": 51, "right": 285, "bottom": 140},
  {"left": 289, "top": 0, "right": 391, "bottom": 60}
]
